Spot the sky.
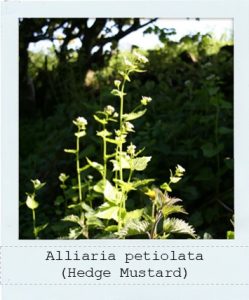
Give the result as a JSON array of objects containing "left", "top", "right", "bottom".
[{"left": 28, "top": 18, "right": 233, "bottom": 54}]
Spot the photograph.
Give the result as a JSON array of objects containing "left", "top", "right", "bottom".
[{"left": 19, "top": 17, "right": 234, "bottom": 239}]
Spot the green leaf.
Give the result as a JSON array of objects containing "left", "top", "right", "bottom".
[
  {"left": 95, "top": 204, "right": 120, "bottom": 222},
  {"left": 160, "top": 182, "right": 172, "bottom": 192},
  {"left": 111, "top": 89, "right": 126, "bottom": 98},
  {"left": 86, "top": 215, "right": 104, "bottom": 228},
  {"left": 62, "top": 215, "right": 80, "bottom": 224},
  {"left": 124, "top": 209, "right": 144, "bottom": 222},
  {"left": 86, "top": 157, "right": 104, "bottom": 176},
  {"left": 113, "top": 179, "right": 135, "bottom": 192},
  {"left": 116, "top": 219, "right": 150, "bottom": 238},
  {"left": 26, "top": 195, "right": 39, "bottom": 210},
  {"left": 170, "top": 176, "right": 181, "bottom": 183},
  {"left": 34, "top": 223, "right": 48, "bottom": 236},
  {"left": 110, "top": 156, "right": 131, "bottom": 171},
  {"left": 105, "top": 225, "right": 119, "bottom": 232},
  {"left": 74, "top": 131, "right": 86, "bottom": 138},
  {"left": 105, "top": 138, "right": 120, "bottom": 145},
  {"left": 132, "top": 178, "right": 155, "bottom": 188},
  {"left": 31, "top": 179, "right": 46, "bottom": 191},
  {"left": 97, "top": 129, "right": 112, "bottom": 138},
  {"left": 227, "top": 230, "right": 234, "bottom": 239},
  {"left": 81, "top": 202, "right": 95, "bottom": 213},
  {"left": 201, "top": 142, "right": 224, "bottom": 158},
  {"left": 163, "top": 218, "right": 196, "bottom": 238},
  {"left": 64, "top": 149, "right": 77, "bottom": 154},
  {"left": 93, "top": 179, "right": 122, "bottom": 204},
  {"left": 68, "top": 227, "right": 83, "bottom": 240},
  {"left": 131, "top": 156, "right": 151, "bottom": 171},
  {"left": 122, "top": 109, "right": 147, "bottom": 121},
  {"left": 93, "top": 114, "right": 108, "bottom": 125},
  {"left": 162, "top": 205, "right": 187, "bottom": 218}
]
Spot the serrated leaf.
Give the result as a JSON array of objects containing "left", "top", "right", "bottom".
[
  {"left": 122, "top": 109, "right": 147, "bottom": 121},
  {"left": 163, "top": 218, "right": 196, "bottom": 238},
  {"left": 131, "top": 156, "right": 151, "bottom": 171},
  {"left": 162, "top": 205, "right": 187, "bottom": 218},
  {"left": 110, "top": 156, "right": 131, "bottom": 171},
  {"left": 86, "top": 215, "right": 104, "bottom": 228},
  {"left": 116, "top": 219, "right": 150, "bottom": 238},
  {"left": 95, "top": 205, "right": 120, "bottom": 222},
  {"left": 124, "top": 209, "right": 144, "bottom": 222},
  {"left": 62, "top": 214, "right": 80, "bottom": 224},
  {"left": 132, "top": 178, "right": 155, "bottom": 188}
]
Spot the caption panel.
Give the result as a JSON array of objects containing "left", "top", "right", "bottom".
[{"left": 1, "top": 245, "right": 249, "bottom": 285}]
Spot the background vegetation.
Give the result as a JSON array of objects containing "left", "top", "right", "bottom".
[{"left": 19, "top": 18, "right": 233, "bottom": 239}]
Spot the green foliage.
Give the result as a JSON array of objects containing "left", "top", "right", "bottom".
[
  {"left": 20, "top": 32, "right": 233, "bottom": 239},
  {"left": 21, "top": 51, "right": 196, "bottom": 239}
]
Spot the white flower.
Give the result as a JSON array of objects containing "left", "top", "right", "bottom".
[
  {"left": 127, "top": 143, "right": 136, "bottom": 155},
  {"left": 59, "top": 173, "right": 69, "bottom": 182},
  {"left": 76, "top": 116, "right": 87, "bottom": 125},
  {"left": 124, "top": 122, "right": 135, "bottom": 132},
  {"left": 114, "top": 80, "right": 121, "bottom": 88},
  {"left": 31, "top": 179, "right": 46, "bottom": 190},
  {"left": 73, "top": 116, "right": 88, "bottom": 129},
  {"left": 113, "top": 112, "right": 119, "bottom": 118},
  {"left": 104, "top": 105, "right": 115, "bottom": 115},
  {"left": 134, "top": 51, "right": 149, "bottom": 63},
  {"left": 124, "top": 57, "right": 133, "bottom": 67},
  {"left": 141, "top": 96, "right": 152, "bottom": 106}
]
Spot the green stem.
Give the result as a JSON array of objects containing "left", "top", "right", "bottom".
[
  {"left": 76, "top": 132, "right": 82, "bottom": 205},
  {"left": 103, "top": 125, "right": 107, "bottom": 181},
  {"left": 32, "top": 209, "right": 37, "bottom": 239},
  {"left": 117, "top": 78, "right": 127, "bottom": 233}
]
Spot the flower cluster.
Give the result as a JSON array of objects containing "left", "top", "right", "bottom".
[{"left": 73, "top": 116, "right": 88, "bottom": 131}]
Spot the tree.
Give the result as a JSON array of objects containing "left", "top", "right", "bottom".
[{"left": 19, "top": 18, "right": 157, "bottom": 115}]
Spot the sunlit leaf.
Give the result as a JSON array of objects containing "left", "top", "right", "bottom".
[
  {"left": 122, "top": 109, "right": 147, "bottom": 121},
  {"left": 163, "top": 218, "right": 196, "bottom": 238},
  {"left": 131, "top": 156, "right": 151, "bottom": 171},
  {"left": 86, "top": 157, "right": 104, "bottom": 176}
]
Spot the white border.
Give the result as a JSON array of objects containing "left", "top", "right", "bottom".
[{"left": 1, "top": 1, "right": 249, "bottom": 299}]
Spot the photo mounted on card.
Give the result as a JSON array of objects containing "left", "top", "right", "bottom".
[
  {"left": 1, "top": 1, "right": 249, "bottom": 299},
  {"left": 19, "top": 17, "right": 234, "bottom": 240}
]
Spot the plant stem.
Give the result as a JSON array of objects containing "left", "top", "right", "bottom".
[
  {"left": 117, "top": 78, "right": 127, "bottom": 233},
  {"left": 118, "top": 78, "right": 126, "bottom": 182},
  {"left": 103, "top": 124, "right": 107, "bottom": 181},
  {"left": 32, "top": 209, "right": 37, "bottom": 239},
  {"left": 76, "top": 132, "right": 82, "bottom": 205}
]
